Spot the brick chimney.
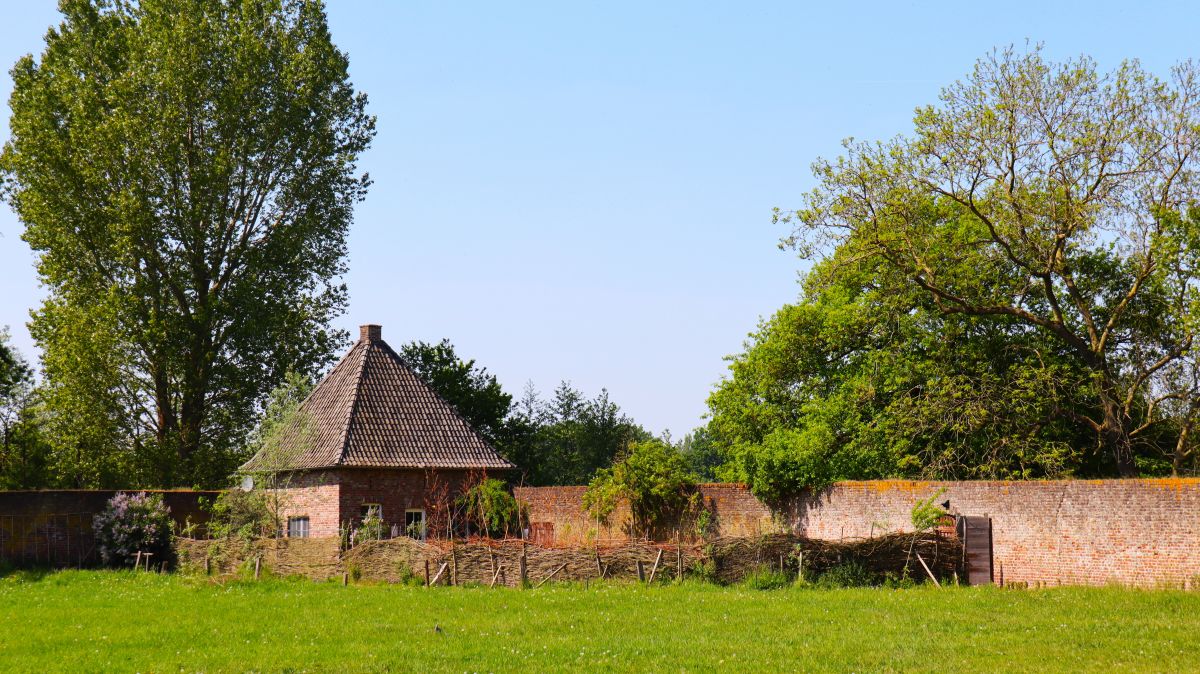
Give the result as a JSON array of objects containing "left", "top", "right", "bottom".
[{"left": 360, "top": 324, "right": 382, "bottom": 342}]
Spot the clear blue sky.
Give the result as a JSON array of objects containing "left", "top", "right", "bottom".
[{"left": 1, "top": 1, "right": 1196, "bottom": 436}]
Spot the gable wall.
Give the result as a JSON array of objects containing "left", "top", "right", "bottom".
[{"left": 275, "top": 471, "right": 342, "bottom": 538}]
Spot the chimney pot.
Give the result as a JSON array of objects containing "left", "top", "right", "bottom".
[{"left": 360, "top": 324, "right": 381, "bottom": 341}]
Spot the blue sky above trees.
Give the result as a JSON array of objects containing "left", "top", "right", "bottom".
[{"left": 1, "top": 0, "right": 1197, "bottom": 436}]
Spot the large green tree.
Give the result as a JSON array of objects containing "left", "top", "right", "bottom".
[
  {"left": 708, "top": 256, "right": 1109, "bottom": 502},
  {"left": 1, "top": 0, "right": 375, "bottom": 486},
  {"left": 779, "top": 47, "right": 1200, "bottom": 478}
]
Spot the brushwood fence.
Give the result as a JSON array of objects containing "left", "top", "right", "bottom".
[{"left": 176, "top": 530, "right": 962, "bottom": 586}]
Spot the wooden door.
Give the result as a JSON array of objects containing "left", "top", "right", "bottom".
[{"left": 958, "top": 515, "right": 994, "bottom": 585}]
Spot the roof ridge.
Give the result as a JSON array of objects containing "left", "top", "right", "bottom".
[
  {"left": 335, "top": 340, "right": 371, "bottom": 466},
  {"left": 374, "top": 339, "right": 514, "bottom": 469}
]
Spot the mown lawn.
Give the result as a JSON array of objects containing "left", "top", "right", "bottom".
[{"left": 1, "top": 570, "right": 1197, "bottom": 672}]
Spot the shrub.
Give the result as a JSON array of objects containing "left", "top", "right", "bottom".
[
  {"left": 743, "top": 566, "right": 791, "bottom": 590},
  {"left": 92, "top": 492, "right": 173, "bottom": 568},
  {"left": 203, "top": 489, "right": 279, "bottom": 541},
  {"left": 456, "top": 478, "right": 521, "bottom": 537},
  {"left": 351, "top": 514, "right": 384, "bottom": 546},
  {"left": 584, "top": 439, "right": 697, "bottom": 535},
  {"left": 815, "top": 560, "right": 876, "bottom": 588}
]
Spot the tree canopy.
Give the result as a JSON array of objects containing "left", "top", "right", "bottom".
[
  {"left": 0, "top": 0, "right": 375, "bottom": 487},
  {"left": 712, "top": 47, "right": 1200, "bottom": 499}
]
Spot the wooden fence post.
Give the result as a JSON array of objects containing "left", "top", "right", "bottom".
[
  {"left": 636, "top": 560, "right": 646, "bottom": 583},
  {"left": 520, "top": 543, "right": 528, "bottom": 585},
  {"left": 425, "top": 559, "right": 431, "bottom": 587},
  {"left": 254, "top": 556, "right": 261, "bottom": 580},
  {"left": 450, "top": 545, "right": 458, "bottom": 586}
]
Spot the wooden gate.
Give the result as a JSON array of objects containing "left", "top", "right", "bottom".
[{"left": 957, "top": 516, "right": 993, "bottom": 585}]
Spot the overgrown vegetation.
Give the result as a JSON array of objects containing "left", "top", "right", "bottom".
[
  {"left": 583, "top": 439, "right": 697, "bottom": 536},
  {"left": 457, "top": 477, "right": 522, "bottom": 538}
]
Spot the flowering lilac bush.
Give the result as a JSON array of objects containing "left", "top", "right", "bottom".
[{"left": 92, "top": 492, "right": 173, "bottom": 568}]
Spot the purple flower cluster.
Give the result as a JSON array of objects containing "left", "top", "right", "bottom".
[{"left": 92, "top": 492, "right": 174, "bottom": 568}]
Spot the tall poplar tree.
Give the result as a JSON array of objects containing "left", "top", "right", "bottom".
[{"left": 0, "top": 0, "right": 375, "bottom": 486}]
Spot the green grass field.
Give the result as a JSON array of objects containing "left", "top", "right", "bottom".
[{"left": 1, "top": 570, "right": 1197, "bottom": 672}]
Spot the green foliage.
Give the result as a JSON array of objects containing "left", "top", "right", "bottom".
[
  {"left": 911, "top": 489, "right": 948, "bottom": 533},
  {"left": 456, "top": 478, "right": 521, "bottom": 537},
  {"left": 743, "top": 566, "right": 791, "bottom": 590},
  {"left": 0, "top": 329, "right": 51, "bottom": 489},
  {"left": 814, "top": 561, "right": 876, "bottom": 589},
  {"left": 707, "top": 48, "right": 1200, "bottom": 493},
  {"left": 505, "top": 382, "right": 650, "bottom": 486},
  {"left": 0, "top": 0, "right": 375, "bottom": 487},
  {"left": 352, "top": 515, "right": 384, "bottom": 546},
  {"left": 584, "top": 439, "right": 697, "bottom": 535},
  {"left": 202, "top": 489, "right": 278, "bottom": 542},
  {"left": 780, "top": 47, "right": 1200, "bottom": 478}
]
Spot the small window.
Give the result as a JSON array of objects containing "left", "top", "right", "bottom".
[
  {"left": 405, "top": 509, "right": 426, "bottom": 540},
  {"left": 287, "top": 516, "right": 310, "bottom": 539},
  {"left": 360, "top": 503, "right": 382, "bottom": 520}
]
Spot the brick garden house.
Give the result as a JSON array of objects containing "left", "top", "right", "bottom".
[{"left": 241, "top": 324, "right": 513, "bottom": 539}]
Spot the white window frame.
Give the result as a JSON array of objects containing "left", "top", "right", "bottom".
[
  {"left": 287, "top": 516, "right": 310, "bottom": 539},
  {"left": 405, "top": 509, "right": 426, "bottom": 541}
]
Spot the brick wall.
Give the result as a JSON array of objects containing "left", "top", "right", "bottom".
[
  {"left": 0, "top": 490, "right": 220, "bottom": 566},
  {"left": 517, "top": 479, "right": 1200, "bottom": 587}
]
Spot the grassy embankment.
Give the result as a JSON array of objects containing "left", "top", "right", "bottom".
[{"left": 1, "top": 570, "right": 1197, "bottom": 672}]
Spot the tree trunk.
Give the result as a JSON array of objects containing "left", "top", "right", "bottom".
[{"left": 1099, "top": 393, "right": 1137, "bottom": 478}]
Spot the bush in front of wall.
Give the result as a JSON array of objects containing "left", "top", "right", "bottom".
[
  {"left": 93, "top": 491, "right": 174, "bottom": 568},
  {"left": 814, "top": 560, "right": 876, "bottom": 588}
]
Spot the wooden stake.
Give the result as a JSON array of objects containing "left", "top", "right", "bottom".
[
  {"left": 342, "top": 572, "right": 348, "bottom": 586},
  {"left": 647, "top": 549, "right": 664, "bottom": 584},
  {"left": 535, "top": 562, "right": 568, "bottom": 588},
  {"left": 519, "top": 549, "right": 528, "bottom": 585},
  {"left": 915, "top": 553, "right": 940, "bottom": 588},
  {"left": 143, "top": 552, "right": 153, "bottom": 572},
  {"left": 779, "top": 554, "right": 785, "bottom": 574},
  {"left": 254, "top": 556, "right": 261, "bottom": 580},
  {"left": 450, "top": 546, "right": 458, "bottom": 586},
  {"left": 636, "top": 560, "right": 646, "bottom": 583},
  {"left": 595, "top": 550, "right": 603, "bottom": 577},
  {"left": 135, "top": 551, "right": 142, "bottom": 571},
  {"left": 430, "top": 562, "right": 449, "bottom": 586},
  {"left": 490, "top": 564, "right": 504, "bottom": 588},
  {"left": 425, "top": 559, "right": 431, "bottom": 587},
  {"left": 204, "top": 557, "right": 211, "bottom": 576}
]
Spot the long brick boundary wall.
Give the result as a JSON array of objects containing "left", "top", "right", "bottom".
[
  {"left": 0, "top": 490, "right": 220, "bottom": 567},
  {"left": 516, "top": 479, "right": 1200, "bottom": 588}
]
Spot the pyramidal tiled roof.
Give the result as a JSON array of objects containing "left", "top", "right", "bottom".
[{"left": 241, "top": 325, "right": 514, "bottom": 472}]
